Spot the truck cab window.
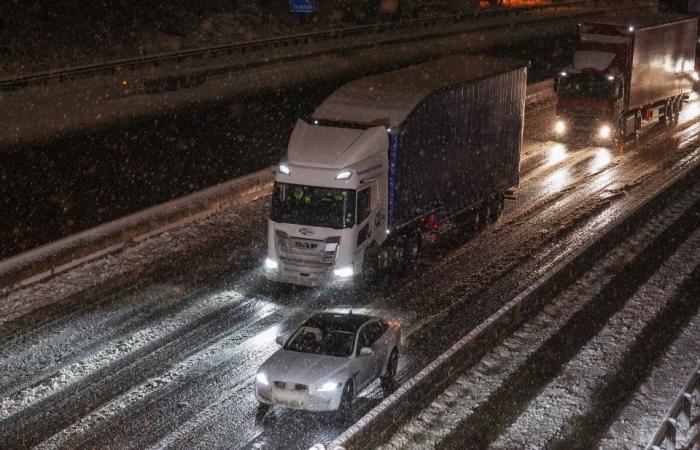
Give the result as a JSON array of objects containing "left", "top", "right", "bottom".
[
  {"left": 357, "top": 188, "right": 371, "bottom": 224},
  {"left": 271, "top": 182, "right": 355, "bottom": 229}
]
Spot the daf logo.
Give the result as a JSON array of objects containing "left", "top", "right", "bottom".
[{"left": 299, "top": 228, "right": 315, "bottom": 236}]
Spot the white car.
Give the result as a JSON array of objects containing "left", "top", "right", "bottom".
[{"left": 255, "top": 312, "right": 401, "bottom": 412}]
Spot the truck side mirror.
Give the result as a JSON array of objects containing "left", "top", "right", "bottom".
[
  {"left": 275, "top": 335, "right": 286, "bottom": 346},
  {"left": 359, "top": 347, "right": 373, "bottom": 356}
]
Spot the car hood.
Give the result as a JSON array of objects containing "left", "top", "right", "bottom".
[{"left": 259, "top": 349, "right": 349, "bottom": 386}]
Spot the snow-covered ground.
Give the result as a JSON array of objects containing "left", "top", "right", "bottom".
[
  {"left": 2, "top": 96, "right": 699, "bottom": 450},
  {"left": 379, "top": 181, "right": 700, "bottom": 450}
]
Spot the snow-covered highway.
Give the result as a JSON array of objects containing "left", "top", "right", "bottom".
[{"left": 2, "top": 95, "right": 700, "bottom": 449}]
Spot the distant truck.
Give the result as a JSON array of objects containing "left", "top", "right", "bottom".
[
  {"left": 553, "top": 13, "right": 697, "bottom": 145},
  {"left": 264, "top": 55, "right": 526, "bottom": 286}
]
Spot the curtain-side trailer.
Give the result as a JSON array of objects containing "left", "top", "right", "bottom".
[{"left": 265, "top": 54, "right": 527, "bottom": 287}]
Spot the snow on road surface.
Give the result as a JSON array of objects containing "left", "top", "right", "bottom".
[
  {"left": 2, "top": 98, "right": 700, "bottom": 449},
  {"left": 379, "top": 182, "right": 700, "bottom": 450},
  {"left": 491, "top": 230, "right": 700, "bottom": 449}
]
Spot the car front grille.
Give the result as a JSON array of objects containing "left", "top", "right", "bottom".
[{"left": 273, "top": 381, "right": 308, "bottom": 391}]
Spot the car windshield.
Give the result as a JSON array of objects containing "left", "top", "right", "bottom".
[
  {"left": 559, "top": 73, "right": 615, "bottom": 100},
  {"left": 271, "top": 182, "right": 356, "bottom": 229},
  {"left": 285, "top": 325, "right": 356, "bottom": 357}
]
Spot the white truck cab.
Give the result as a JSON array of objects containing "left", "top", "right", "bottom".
[
  {"left": 264, "top": 55, "right": 526, "bottom": 287},
  {"left": 264, "top": 119, "right": 390, "bottom": 286}
]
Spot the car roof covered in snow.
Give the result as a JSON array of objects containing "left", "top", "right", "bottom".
[{"left": 311, "top": 54, "right": 527, "bottom": 128}]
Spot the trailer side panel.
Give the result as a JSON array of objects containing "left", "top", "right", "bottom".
[
  {"left": 628, "top": 18, "right": 697, "bottom": 110},
  {"left": 389, "top": 66, "right": 526, "bottom": 229}
]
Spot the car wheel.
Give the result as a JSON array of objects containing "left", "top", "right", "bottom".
[
  {"left": 255, "top": 402, "right": 270, "bottom": 422},
  {"left": 337, "top": 379, "right": 354, "bottom": 415},
  {"left": 381, "top": 348, "right": 399, "bottom": 390}
]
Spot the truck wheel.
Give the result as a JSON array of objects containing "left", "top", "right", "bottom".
[
  {"left": 660, "top": 100, "right": 672, "bottom": 126},
  {"left": 490, "top": 194, "right": 505, "bottom": 222},
  {"left": 403, "top": 233, "right": 420, "bottom": 265},
  {"left": 672, "top": 96, "right": 681, "bottom": 120},
  {"left": 471, "top": 207, "right": 483, "bottom": 232}
]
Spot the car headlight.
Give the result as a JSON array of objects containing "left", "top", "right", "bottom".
[
  {"left": 333, "top": 266, "right": 354, "bottom": 278},
  {"left": 554, "top": 120, "right": 566, "bottom": 135},
  {"left": 598, "top": 125, "right": 612, "bottom": 139},
  {"left": 264, "top": 257, "right": 278, "bottom": 271},
  {"left": 317, "top": 381, "right": 340, "bottom": 392},
  {"left": 256, "top": 372, "right": 269, "bottom": 386}
]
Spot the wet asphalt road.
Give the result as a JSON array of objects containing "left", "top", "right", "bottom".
[{"left": 2, "top": 98, "right": 700, "bottom": 450}]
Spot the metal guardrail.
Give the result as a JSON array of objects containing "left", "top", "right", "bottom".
[
  {"left": 648, "top": 362, "right": 700, "bottom": 450},
  {"left": 0, "top": 0, "right": 608, "bottom": 92},
  {"left": 320, "top": 155, "right": 700, "bottom": 450}
]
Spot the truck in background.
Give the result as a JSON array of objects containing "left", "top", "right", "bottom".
[
  {"left": 553, "top": 13, "right": 697, "bottom": 145},
  {"left": 264, "top": 54, "right": 527, "bottom": 287}
]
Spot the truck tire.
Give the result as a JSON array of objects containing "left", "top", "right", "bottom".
[
  {"left": 401, "top": 232, "right": 421, "bottom": 267},
  {"left": 672, "top": 96, "right": 681, "bottom": 120},
  {"left": 471, "top": 206, "right": 484, "bottom": 232},
  {"left": 611, "top": 119, "right": 625, "bottom": 148},
  {"left": 490, "top": 194, "right": 505, "bottom": 222},
  {"left": 660, "top": 99, "right": 672, "bottom": 125}
]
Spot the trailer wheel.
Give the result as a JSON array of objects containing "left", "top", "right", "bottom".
[
  {"left": 672, "top": 96, "right": 681, "bottom": 121},
  {"left": 401, "top": 232, "right": 421, "bottom": 267},
  {"left": 660, "top": 99, "right": 672, "bottom": 126}
]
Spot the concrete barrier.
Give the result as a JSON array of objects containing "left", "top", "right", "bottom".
[
  {"left": 321, "top": 152, "right": 700, "bottom": 450},
  {"left": 0, "top": 80, "right": 554, "bottom": 294},
  {"left": 0, "top": 166, "right": 274, "bottom": 292}
]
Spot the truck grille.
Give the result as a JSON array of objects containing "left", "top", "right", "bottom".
[{"left": 275, "top": 231, "right": 339, "bottom": 279}]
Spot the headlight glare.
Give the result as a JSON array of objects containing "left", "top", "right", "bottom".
[
  {"left": 598, "top": 125, "right": 612, "bottom": 139},
  {"left": 333, "top": 266, "right": 354, "bottom": 278},
  {"left": 256, "top": 372, "right": 269, "bottom": 386},
  {"left": 335, "top": 170, "right": 352, "bottom": 180},
  {"left": 264, "top": 257, "right": 278, "bottom": 271},
  {"left": 554, "top": 120, "right": 566, "bottom": 135},
  {"left": 317, "top": 381, "right": 340, "bottom": 392}
]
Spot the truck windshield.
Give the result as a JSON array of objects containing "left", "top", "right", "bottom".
[
  {"left": 559, "top": 74, "right": 615, "bottom": 100},
  {"left": 271, "top": 182, "right": 355, "bottom": 229}
]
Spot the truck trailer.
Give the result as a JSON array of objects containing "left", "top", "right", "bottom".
[
  {"left": 264, "top": 54, "right": 527, "bottom": 287},
  {"left": 553, "top": 13, "right": 697, "bottom": 145}
]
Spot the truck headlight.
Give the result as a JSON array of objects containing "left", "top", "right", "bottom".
[
  {"left": 333, "top": 266, "right": 354, "bottom": 278},
  {"left": 598, "top": 125, "right": 611, "bottom": 139},
  {"left": 264, "top": 258, "right": 278, "bottom": 271},
  {"left": 317, "top": 381, "right": 340, "bottom": 392},
  {"left": 335, "top": 170, "right": 352, "bottom": 180},
  {"left": 554, "top": 120, "right": 566, "bottom": 135},
  {"left": 256, "top": 372, "right": 269, "bottom": 386}
]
